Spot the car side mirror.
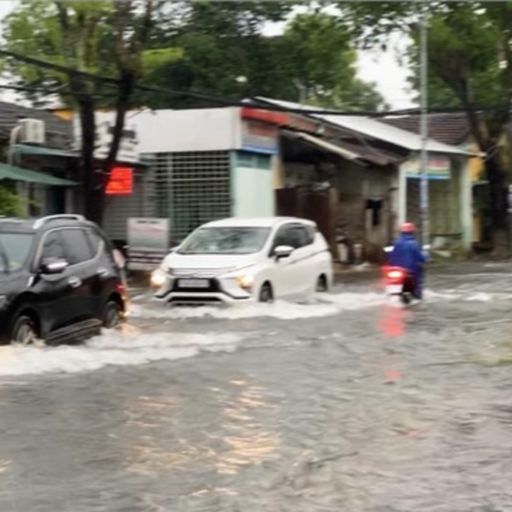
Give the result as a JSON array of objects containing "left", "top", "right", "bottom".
[
  {"left": 41, "top": 257, "right": 68, "bottom": 274},
  {"left": 274, "top": 245, "right": 294, "bottom": 259}
]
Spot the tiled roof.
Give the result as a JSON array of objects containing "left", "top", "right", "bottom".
[
  {"left": 381, "top": 113, "right": 471, "bottom": 146},
  {"left": 0, "top": 101, "right": 72, "bottom": 149}
]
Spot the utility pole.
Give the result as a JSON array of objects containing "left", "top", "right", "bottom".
[
  {"left": 419, "top": 9, "right": 429, "bottom": 250},
  {"left": 293, "top": 79, "right": 307, "bottom": 106}
]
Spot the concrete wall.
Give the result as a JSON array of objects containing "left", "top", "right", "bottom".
[
  {"left": 94, "top": 108, "right": 242, "bottom": 155},
  {"left": 282, "top": 159, "right": 396, "bottom": 246},
  {"left": 334, "top": 161, "right": 395, "bottom": 245},
  {"left": 231, "top": 152, "right": 274, "bottom": 217}
]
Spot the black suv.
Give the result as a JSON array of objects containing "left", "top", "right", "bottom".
[{"left": 0, "top": 214, "right": 128, "bottom": 345}]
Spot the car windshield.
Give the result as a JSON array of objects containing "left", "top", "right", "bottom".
[
  {"left": 179, "top": 227, "right": 270, "bottom": 255},
  {"left": 0, "top": 233, "right": 34, "bottom": 272}
]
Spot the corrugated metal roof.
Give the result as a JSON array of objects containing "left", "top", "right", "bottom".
[
  {"left": 281, "top": 130, "right": 361, "bottom": 161},
  {"left": 0, "top": 162, "right": 76, "bottom": 185},
  {"left": 12, "top": 143, "right": 78, "bottom": 158},
  {"left": 254, "top": 97, "right": 477, "bottom": 157},
  {"left": 281, "top": 129, "right": 406, "bottom": 166}
]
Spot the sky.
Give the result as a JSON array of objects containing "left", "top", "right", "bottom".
[{"left": 0, "top": 0, "right": 415, "bottom": 110}]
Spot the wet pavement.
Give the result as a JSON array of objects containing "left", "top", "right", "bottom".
[{"left": 1, "top": 262, "right": 512, "bottom": 511}]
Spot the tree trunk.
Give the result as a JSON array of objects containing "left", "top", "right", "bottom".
[
  {"left": 101, "top": 70, "right": 135, "bottom": 178},
  {"left": 76, "top": 95, "right": 98, "bottom": 221}
]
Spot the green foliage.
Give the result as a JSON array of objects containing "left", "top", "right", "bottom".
[
  {"left": 136, "top": 5, "right": 386, "bottom": 110},
  {"left": 3, "top": 0, "right": 168, "bottom": 108},
  {"left": 0, "top": 186, "right": 23, "bottom": 217},
  {"left": 4, "top": 1, "right": 386, "bottom": 111}
]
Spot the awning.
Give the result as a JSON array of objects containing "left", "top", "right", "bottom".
[
  {"left": 0, "top": 163, "right": 77, "bottom": 186},
  {"left": 281, "top": 129, "right": 362, "bottom": 161},
  {"left": 11, "top": 144, "right": 79, "bottom": 159}
]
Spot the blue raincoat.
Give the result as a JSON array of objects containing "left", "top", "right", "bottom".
[{"left": 389, "top": 233, "right": 425, "bottom": 298}]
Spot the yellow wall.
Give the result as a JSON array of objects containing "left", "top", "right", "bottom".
[{"left": 51, "top": 108, "right": 74, "bottom": 121}]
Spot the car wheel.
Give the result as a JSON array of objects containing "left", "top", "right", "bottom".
[
  {"left": 102, "top": 300, "right": 122, "bottom": 328},
  {"left": 316, "top": 275, "right": 329, "bottom": 293},
  {"left": 258, "top": 282, "right": 274, "bottom": 303},
  {"left": 10, "top": 315, "right": 39, "bottom": 346}
]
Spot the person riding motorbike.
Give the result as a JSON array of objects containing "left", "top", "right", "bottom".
[{"left": 388, "top": 222, "right": 425, "bottom": 300}]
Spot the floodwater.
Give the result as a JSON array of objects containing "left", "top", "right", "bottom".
[{"left": 1, "top": 262, "right": 512, "bottom": 511}]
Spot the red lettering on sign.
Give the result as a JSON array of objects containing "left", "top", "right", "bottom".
[{"left": 106, "top": 166, "right": 133, "bottom": 195}]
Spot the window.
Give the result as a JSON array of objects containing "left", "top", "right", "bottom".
[
  {"left": 41, "top": 231, "right": 66, "bottom": 260},
  {"left": 179, "top": 227, "right": 270, "bottom": 255},
  {"left": 85, "top": 229, "right": 103, "bottom": 256},
  {"left": 0, "top": 233, "right": 34, "bottom": 272},
  {"left": 273, "top": 225, "right": 309, "bottom": 249},
  {"left": 61, "top": 229, "right": 94, "bottom": 265},
  {"left": 304, "top": 225, "right": 316, "bottom": 245}
]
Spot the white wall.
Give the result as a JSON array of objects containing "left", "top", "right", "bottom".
[
  {"left": 93, "top": 108, "right": 242, "bottom": 155},
  {"left": 231, "top": 153, "right": 274, "bottom": 217}
]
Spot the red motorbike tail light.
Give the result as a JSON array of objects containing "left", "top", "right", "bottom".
[{"left": 387, "top": 270, "right": 404, "bottom": 279}]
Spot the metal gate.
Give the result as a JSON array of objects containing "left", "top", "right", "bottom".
[
  {"left": 276, "top": 186, "right": 337, "bottom": 253},
  {"left": 149, "top": 151, "right": 231, "bottom": 243}
]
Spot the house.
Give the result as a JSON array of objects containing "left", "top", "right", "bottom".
[
  {"left": 382, "top": 113, "right": 485, "bottom": 244},
  {"left": 89, "top": 102, "right": 479, "bottom": 259},
  {"left": 251, "top": 98, "right": 478, "bottom": 256},
  {"left": 0, "top": 101, "right": 77, "bottom": 215},
  {"left": 97, "top": 107, "right": 280, "bottom": 245}
]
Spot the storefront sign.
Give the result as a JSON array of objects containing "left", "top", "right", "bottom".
[
  {"left": 127, "top": 218, "right": 170, "bottom": 271},
  {"left": 106, "top": 166, "right": 133, "bottom": 195},
  {"left": 241, "top": 119, "right": 278, "bottom": 154},
  {"left": 73, "top": 116, "right": 139, "bottom": 164},
  {"left": 403, "top": 156, "right": 451, "bottom": 180}
]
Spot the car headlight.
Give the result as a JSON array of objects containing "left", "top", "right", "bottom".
[
  {"left": 235, "top": 274, "right": 254, "bottom": 290},
  {"left": 150, "top": 268, "right": 168, "bottom": 288}
]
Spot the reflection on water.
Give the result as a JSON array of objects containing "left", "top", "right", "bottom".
[
  {"left": 2, "top": 266, "right": 512, "bottom": 511},
  {"left": 216, "top": 380, "right": 279, "bottom": 475},
  {"left": 122, "top": 380, "right": 279, "bottom": 481},
  {"left": 377, "top": 305, "right": 410, "bottom": 339}
]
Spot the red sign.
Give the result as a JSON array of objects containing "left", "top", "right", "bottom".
[
  {"left": 241, "top": 107, "right": 289, "bottom": 126},
  {"left": 106, "top": 166, "right": 133, "bottom": 195}
]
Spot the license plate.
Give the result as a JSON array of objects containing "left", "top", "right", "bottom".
[
  {"left": 178, "top": 278, "right": 210, "bottom": 289},
  {"left": 386, "top": 285, "right": 403, "bottom": 295}
]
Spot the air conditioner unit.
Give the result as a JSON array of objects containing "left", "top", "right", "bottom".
[{"left": 18, "top": 119, "right": 46, "bottom": 144}]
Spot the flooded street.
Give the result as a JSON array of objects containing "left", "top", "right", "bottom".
[{"left": 1, "top": 262, "right": 512, "bottom": 511}]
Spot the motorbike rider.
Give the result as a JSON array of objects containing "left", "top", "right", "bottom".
[{"left": 389, "top": 222, "right": 425, "bottom": 300}]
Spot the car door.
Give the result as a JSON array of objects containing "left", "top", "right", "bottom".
[
  {"left": 283, "top": 224, "right": 315, "bottom": 295},
  {"left": 35, "top": 229, "right": 79, "bottom": 331},
  {"left": 83, "top": 227, "right": 116, "bottom": 318},
  {"left": 269, "top": 224, "right": 303, "bottom": 297},
  {"left": 60, "top": 228, "right": 97, "bottom": 322}
]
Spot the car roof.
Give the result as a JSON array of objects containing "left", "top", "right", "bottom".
[
  {"left": 202, "top": 217, "right": 316, "bottom": 229},
  {"left": 0, "top": 215, "right": 95, "bottom": 233},
  {"left": 0, "top": 218, "right": 35, "bottom": 233}
]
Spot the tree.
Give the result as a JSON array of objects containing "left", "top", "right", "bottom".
[
  {"left": 0, "top": 186, "right": 22, "bottom": 217},
  {"left": 343, "top": 1, "right": 512, "bottom": 245},
  {"left": 3, "top": 0, "right": 160, "bottom": 224},
  {"left": 136, "top": 5, "right": 386, "bottom": 110}
]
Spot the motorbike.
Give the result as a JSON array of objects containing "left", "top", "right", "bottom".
[
  {"left": 382, "top": 265, "right": 416, "bottom": 305},
  {"left": 382, "top": 244, "right": 429, "bottom": 305}
]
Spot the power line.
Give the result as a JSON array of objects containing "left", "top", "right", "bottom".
[{"left": 1, "top": 48, "right": 509, "bottom": 117}]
